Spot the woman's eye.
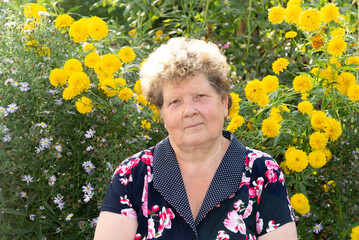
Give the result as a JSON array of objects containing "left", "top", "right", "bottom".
[{"left": 170, "top": 99, "right": 178, "bottom": 105}]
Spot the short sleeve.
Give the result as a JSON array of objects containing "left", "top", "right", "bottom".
[
  {"left": 100, "top": 158, "right": 143, "bottom": 220},
  {"left": 253, "top": 156, "right": 297, "bottom": 235}
]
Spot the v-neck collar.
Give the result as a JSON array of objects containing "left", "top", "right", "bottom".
[{"left": 152, "top": 131, "right": 246, "bottom": 236}]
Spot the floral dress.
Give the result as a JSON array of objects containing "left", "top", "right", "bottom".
[{"left": 101, "top": 131, "right": 297, "bottom": 239}]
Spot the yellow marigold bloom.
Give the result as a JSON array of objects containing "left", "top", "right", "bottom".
[
  {"left": 97, "top": 54, "right": 122, "bottom": 75},
  {"left": 63, "top": 86, "right": 77, "bottom": 100},
  {"left": 308, "top": 150, "right": 327, "bottom": 168},
  {"left": 279, "top": 161, "right": 291, "bottom": 175},
  {"left": 285, "top": 146, "right": 296, "bottom": 159},
  {"left": 55, "top": 14, "right": 74, "bottom": 29},
  {"left": 137, "top": 95, "right": 148, "bottom": 106},
  {"left": 268, "top": 7, "right": 285, "bottom": 24},
  {"left": 245, "top": 80, "right": 265, "bottom": 103},
  {"left": 286, "top": 148, "right": 308, "bottom": 172},
  {"left": 291, "top": 193, "right": 310, "bottom": 214},
  {"left": 309, "top": 132, "right": 328, "bottom": 150},
  {"left": 270, "top": 107, "right": 283, "bottom": 122},
  {"left": 328, "top": 37, "right": 347, "bottom": 57},
  {"left": 118, "top": 88, "right": 134, "bottom": 101},
  {"left": 64, "top": 58, "right": 83, "bottom": 75},
  {"left": 311, "top": 110, "right": 328, "bottom": 130},
  {"left": 226, "top": 115, "right": 244, "bottom": 132},
  {"left": 118, "top": 47, "right": 136, "bottom": 64},
  {"left": 311, "top": 67, "right": 320, "bottom": 76},
  {"left": 116, "top": 78, "right": 126, "bottom": 87},
  {"left": 129, "top": 29, "right": 136, "bottom": 38},
  {"left": 350, "top": 225, "right": 359, "bottom": 240},
  {"left": 311, "top": 35, "right": 324, "bottom": 50},
  {"left": 49, "top": 68, "right": 68, "bottom": 87},
  {"left": 323, "top": 117, "right": 342, "bottom": 141},
  {"left": 141, "top": 120, "right": 151, "bottom": 129},
  {"left": 329, "top": 57, "right": 341, "bottom": 69},
  {"left": 84, "top": 52, "right": 101, "bottom": 68},
  {"left": 99, "top": 77, "right": 118, "bottom": 97},
  {"left": 67, "top": 72, "right": 91, "bottom": 97},
  {"left": 285, "top": 5, "right": 301, "bottom": 25},
  {"left": 321, "top": 148, "right": 332, "bottom": 162},
  {"left": 25, "top": 39, "right": 38, "bottom": 50},
  {"left": 346, "top": 56, "right": 359, "bottom": 69},
  {"left": 83, "top": 43, "right": 96, "bottom": 52},
  {"left": 287, "top": 0, "right": 302, "bottom": 6},
  {"left": 256, "top": 95, "right": 269, "bottom": 108},
  {"left": 75, "top": 96, "right": 93, "bottom": 114},
  {"left": 24, "top": 3, "right": 47, "bottom": 19},
  {"left": 348, "top": 84, "right": 359, "bottom": 102},
  {"left": 319, "top": 67, "right": 338, "bottom": 85},
  {"left": 228, "top": 92, "right": 241, "bottom": 118},
  {"left": 285, "top": 31, "right": 298, "bottom": 39},
  {"left": 320, "top": 3, "right": 339, "bottom": 24},
  {"left": 69, "top": 18, "right": 89, "bottom": 43},
  {"left": 297, "top": 101, "right": 313, "bottom": 115},
  {"left": 134, "top": 80, "right": 142, "bottom": 95},
  {"left": 299, "top": 8, "right": 321, "bottom": 32},
  {"left": 24, "top": 21, "right": 35, "bottom": 31},
  {"left": 293, "top": 75, "right": 313, "bottom": 93},
  {"left": 272, "top": 58, "right": 289, "bottom": 75},
  {"left": 323, "top": 180, "right": 336, "bottom": 192},
  {"left": 88, "top": 16, "right": 108, "bottom": 40},
  {"left": 335, "top": 72, "right": 356, "bottom": 95},
  {"left": 155, "top": 30, "right": 163, "bottom": 36},
  {"left": 301, "top": 92, "right": 309, "bottom": 100},
  {"left": 262, "top": 75, "right": 279, "bottom": 94},
  {"left": 261, "top": 117, "right": 281, "bottom": 138},
  {"left": 164, "top": 35, "right": 170, "bottom": 41},
  {"left": 331, "top": 28, "right": 345, "bottom": 38}
]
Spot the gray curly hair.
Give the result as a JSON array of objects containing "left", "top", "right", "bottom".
[{"left": 139, "top": 37, "right": 230, "bottom": 109}]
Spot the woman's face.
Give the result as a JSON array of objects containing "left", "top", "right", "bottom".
[{"left": 161, "top": 73, "right": 228, "bottom": 149}]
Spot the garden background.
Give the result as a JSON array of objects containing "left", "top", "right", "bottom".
[{"left": 0, "top": 0, "right": 358, "bottom": 239}]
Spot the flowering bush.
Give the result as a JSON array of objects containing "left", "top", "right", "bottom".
[{"left": 1, "top": 1, "right": 358, "bottom": 239}]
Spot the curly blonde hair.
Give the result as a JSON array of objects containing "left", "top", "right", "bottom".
[{"left": 140, "top": 37, "right": 230, "bottom": 109}]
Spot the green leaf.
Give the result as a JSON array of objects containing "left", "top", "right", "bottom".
[{"left": 3, "top": 208, "right": 27, "bottom": 216}]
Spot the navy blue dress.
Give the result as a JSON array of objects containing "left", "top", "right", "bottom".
[{"left": 101, "top": 131, "right": 297, "bottom": 239}]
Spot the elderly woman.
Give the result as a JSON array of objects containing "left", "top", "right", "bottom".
[{"left": 94, "top": 38, "right": 297, "bottom": 239}]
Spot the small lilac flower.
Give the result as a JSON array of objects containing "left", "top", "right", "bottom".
[
  {"left": 86, "top": 146, "right": 93, "bottom": 151},
  {"left": 313, "top": 223, "right": 323, "bottom": 234},
  {"left": 90, "top": 218, "right": 98, "bottom": 228},
  {"left": 40, "top": 138, "right": 51, "bottom": 148},
  {"left": 2, "top": 135, "right": 11, "bottom": 142},
  {"left": 29, "top": 214, "right": 35, "bottom": 221},
  {"left": 85, "top": 129, "right": 96, "bottom": 138},
  {"left": 7, "top": 103, "right": 18, "bottom": 113},
  {"left": 19, "top": 82, "right": 30, "bottom": 91},
  {"left": 65, "top": 213, "right": 74, "bottom": 221},
  {"left": 48, "top": 175, "right": 56, "bottom": 186},
  {"left": 20, "top": 191, "right": 28, "bottom": 198},
  {"left": 22, "top": 175, "right": 34, "bottom": 185},
  {"left": 55, "top": 144, "right": 62, "bottom": 152},
  {"left": 36, "top": 122, "right": 48, "bottom": 128},
  {"left": 82, "top": 183, "right": 94, "bottom": 195}
]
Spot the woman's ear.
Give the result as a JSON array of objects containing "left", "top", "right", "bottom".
[{"left": 223, "top": 93, "right": 230, "bottom": 117}]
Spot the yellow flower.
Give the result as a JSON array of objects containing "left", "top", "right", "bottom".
[
  {"left": 136, "top": 95, "right": 148, "bottom": 106},
  {"left": 291, "top": 193, "right": 310, "bottom": 214},
  {"left": 83, "top": 43, "right": 96, "bottom": 52},
  {"left": 84, "top": 52, "right": 101, "bottom": 68},
  {"left": 272, "top": 58, "right": 289, "bottom": 74},
  {"left": 55, "top": 14, "right": 74, "bottom": 29},
  {"left": 49, "top": 68, "right": 68, "bottom": 87},
  {"left": 134, "top": 80, "right": 142, "bottom": 95},
  {"left": 261, "top": 117, "right": 281, "bottom": 138},
  {"left": 328, "top": 37, "right": 347, "bottom": 57},
  {"left": 268, "top": 7, "right": 285, "bottom": 24},
  {"left": 228, "top": 92, "right": 241, "bottom": 118},
  {"left": 311, "top": 35, "right": 324, "bottom": 50},
  {"left": 299, "top": 8, "right": 321, "bottom": 32},
  {"left": 331, "top": 28, "right": 345, "bottom": 38},
  {"left": 24, "top": 3, "right": 47, "bottom": 20},
  {"left": 297, "top": 101, "right": 313, "bottom": 115},
  {"left": 75, "top": 96, "right": 93, "bottom": 114},
  {"left": 155, "top": 30, "right": 163, "bottom": 36},
  {"left": 335, "top": 72, "right": 356, "bottom": 95},
  {"left": 319, "top": 67, "right": 339, "bottom": 86},
  {"left": 129, "top": 29, "right": 136, "bottom": 38},
  {"left": 64, "top": 58, "right": 83, "bottom": 75},
  {"left": 293, "top": 75, "right": 313, "bottom": 93},
  {"left": 285, "top": 31, "right": 297, "bottom": 39},
  {"left": 98, "top": 77, "right": 118, "bottom": 97},
  {"left": 309, "top": 132, "right": 328, "bottom": 150},
  {"left": 24, "top": 21, "right": 35, "bottom": 31},
  {"left": 88, "top": 16, "right": 108, "bottom": 40},
  {"left": 280, "top": 161, "right": 291, "bottom": 175},
  {"left": 301, "top": 92, "right": 309, "bottom": 100},
  {"left": 350, "top": 225, "right": 359, "bottom": 240},
  {"left": 245, "top": 80, "right": 265, "bottom": 103},
  {"left": 69, "top": 18, "right": 89, "bottom": 43},
  {"left": 118, "top": 47, "right": 136, "bottom": 64},
  {"left": 348, "top": 84, "right": 359, "bottom": 102},
  {"left": 285, "top": 148, "right": 308, "bottom": 172},
  {"left": 321, "top": 148, "right": 332, "bottom": 162},
  {"left": 226, "top": 115, "right": 244, "bottom": 132},
  {"left": 346, "top": 56, "right": 359, "bottom": 69},
  {"left": 63, "top": 86, "right": 78, "bottom": 100},
  {"left": 323, "top": 180, "right": 336, "bottom": 193},
  {"left": 285, "top": 5, "right": 301, "bottom": 25},
  {"left": 320, "top": 3, "right": 339, "bottom": 24},
  {"left": 270, "top": 107, "right": 283, "bottom": 122},
  {"left": 256, "top": 95, "right": 269, "bottom": 108},
  {"left": 118, "top": 88, "right": 134, "bottom": 101},
  {"left": 37, "top": 46, "right": 50, "bottom": 57},
  {"left": 311, "top": 111, "right": 328, "bottom": 131},
  {"left": 262, "top": 75, "right": 279, "bottom": 94},
  {"left": 67, "top": 72, "right": 91, "bottom": 98},
  {"left": 323, "top": 117, "right": 342, "bottom": 141},
  {"left": 329, "top": 57, "right": 341, "bottom": 69},
  {"left": 287, "top": 0, "right": 302, "bottom": 6},
  {"left": 96, "top": 54, "right": 122, "bottom": 75},
  {"left": 115, "top": 78, "right": 127, "bottom": 87},
  {"left": 311, "top": 67, "right": 320, "bottom": 76},
  {"left": 308, "top": 150, "right": 327, "bottom": 168},
  {"left": 141, "top": 120, "right": 151, "bottom": 129}
]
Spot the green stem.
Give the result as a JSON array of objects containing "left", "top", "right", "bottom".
[{"left": 246, "top": 0, "right": 252, "bottom": 57}]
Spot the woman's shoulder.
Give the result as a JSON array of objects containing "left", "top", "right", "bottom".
[
  {"left": 112, "top": 146, "right": 155, "bottom": 178},
  {"left": 244, "top": 146, "right": 280, "bottom": 172}
]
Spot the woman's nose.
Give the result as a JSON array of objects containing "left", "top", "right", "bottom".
[{"left": 183, "top": 100, "right": 198, "bottom": 117}]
